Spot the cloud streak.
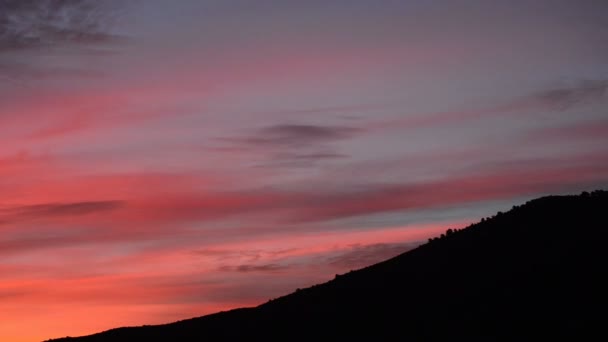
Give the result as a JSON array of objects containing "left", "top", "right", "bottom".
[
  {"left": 219, "top": 123, "right": 360, "bottom": 167},
  {"left": 371, "top": 79, "right": 608, "bottom": 132},
  {"left": 326, "top": 242, "right": 417, "bottom": 269},
  {"left": 534, "top": 79, "right": 608, "bottom": 110},
  {"left": 247, "top": 124, "right": 360, "bottom": 146},
  {"left": 3, "top": 201, "right": 124, "bottom": 219},
  {"left": 1, "top": 2, "right": 608, "bottom": 341},
  {"left": 219, "top": 263, "right": 289, "bottom": 273}
]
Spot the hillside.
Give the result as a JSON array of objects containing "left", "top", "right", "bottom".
[{"left": 47, "top": 190, "right": 608, "bottom": 341}]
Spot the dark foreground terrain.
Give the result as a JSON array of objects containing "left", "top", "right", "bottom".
[{"left": 48, "top": 190, "right": 608, "bottom": 341}]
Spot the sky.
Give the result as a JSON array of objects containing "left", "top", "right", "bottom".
[{"left": 1, "top": 1, "right": 607, "bottom": 341}]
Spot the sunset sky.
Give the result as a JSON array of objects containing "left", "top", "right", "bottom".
[{"left": 1, "top": 1, "right": 607, "bottom": 341}]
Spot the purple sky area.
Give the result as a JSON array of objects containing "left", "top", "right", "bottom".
[{"left": 1, "top": 1, "right": 607, "bottom": 341}]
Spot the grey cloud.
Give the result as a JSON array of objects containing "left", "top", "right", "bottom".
[
  {"left": 192, "top": 249, "right": 263, "bottom": 262},
  {"left": 0, "top": 0, "right": 123, "bottom": 52},
  {"left": 0, "top": 0, "right": 128, "bottom": 84},
  {"left": 193, "top": 248, "right": 297, "bottom": 260},
  {"left": 1, "top": 200, "right": 124, "bottom": 221},
  {"left": 286, "top": 152, "right": 608, "bottom": 223},
  {"left": 247, "top": 124, "right": 360, "bottom": 146},
  {"left": 373, "top": 79, "right": 608, "bottom": 133},
  {"left": 0, "top": 230, "right": 84, "bottom": 255},
  {"left": 219, "top": 263, "right": 289, "bottom": 273},
  {"left": 221, "top": 123, "right": 359, "bottom": 168},
  {"left": 534, "top": 80, "right": 608, "bottom": 110},
  {"left": 0, "top": 224, "right": 117, "bottom": 256},
  {"left": 174, "top": 274, "right": 310, "bottom": 305},
  {"left": 327, "top": 242, "right": 417, "bottom": 269}
]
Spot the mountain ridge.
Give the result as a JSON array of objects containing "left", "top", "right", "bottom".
[{"left": 47, "top": 190, "right": 608, "bottom": 341}]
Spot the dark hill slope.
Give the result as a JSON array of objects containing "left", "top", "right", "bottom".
[{"left": 48, "top": 191, "right": 608, "bottom": 341}]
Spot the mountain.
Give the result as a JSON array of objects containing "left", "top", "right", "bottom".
[{"left": 47, "top": 190, "right": 608, "bottom": 341}]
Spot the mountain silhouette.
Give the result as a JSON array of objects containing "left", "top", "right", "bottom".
[{"left": 47, "top": 190, "right": 608, "bottom": 341}]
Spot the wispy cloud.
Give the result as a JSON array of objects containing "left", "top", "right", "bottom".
[
  {"left": 0, "top": 0, "right": 127, "bottom": 85},
  {"left": 0, "top": 0, "right": 122, "bottom": 52},
  {"left": 244, "top": 124, "right": 360, "bottom": 147},
  {"left": 533, "top": 79, "right": 608, "bottom": 110},
  {"left": 220, "top": 123, "right": 360, "bottom": 167},
  {"left": 53, "top": 152, "right": 602, "bottom": 227},
  {"left": 219, "top": 263, "right": 289, "bottom": 273},
  {"left": 287, "top": 153, "right": 608, "bottom": 222},
  {"left": 372, "top": 79, "right": 608, "bottom": 132},
  {"left": 327, "top": 242, "right": 416, "bottom": 269},
  {"left": 0, "top": 201, "right": 124, "bottom": 223},
  {"left": 2, "top": 1, "right": 607, "bottom": 340}
]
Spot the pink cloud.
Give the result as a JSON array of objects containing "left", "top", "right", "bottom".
[
  {"left": 526, "top": 119, "right": 608, "bottom": 143},
  {"left": 1, "top": 219, "right": 452, "bottom": 341},
  {"left": 1, "top": 5, "right": 606, "bottom": 341}
]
